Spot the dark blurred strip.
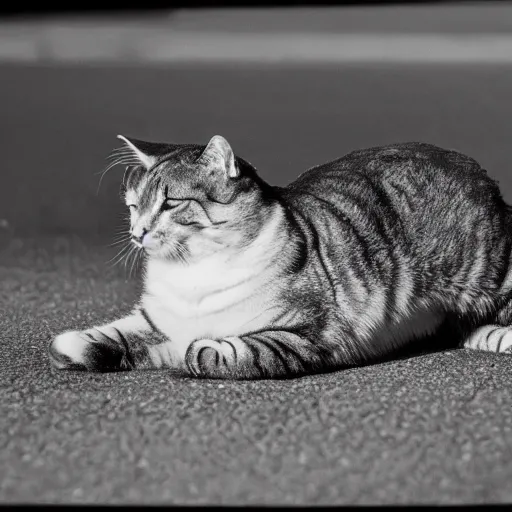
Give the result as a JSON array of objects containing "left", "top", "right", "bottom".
[{"left": 0, "top": 0, "right": 492, "bottom": 18}]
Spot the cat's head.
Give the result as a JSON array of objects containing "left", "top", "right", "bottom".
[{"left": 113, "top": 134, "right": 271, "bottom": 262}]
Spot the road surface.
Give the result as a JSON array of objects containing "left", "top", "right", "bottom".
[{"left": 2, "top": 238, "right": 512, "bottom": 503}]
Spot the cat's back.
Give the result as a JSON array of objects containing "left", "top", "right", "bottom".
[
  {"left": 281, "top": 141, "right": 504, "bottom": 237},
  {"left": 286, "top": 142, "right": 494, "bottom": 205},
  {"left": 275, "top": 141, "right": 511, "bottom": 305}
]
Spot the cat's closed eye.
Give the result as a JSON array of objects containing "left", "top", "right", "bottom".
[
  {"left": 127, "top": 204, "right": 137, "bottom": 211},
  {"left": 161, "top": 199, "right": 188, "bottom": 212}
]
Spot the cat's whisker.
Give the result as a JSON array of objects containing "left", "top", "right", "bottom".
[
  {"left": 116, "top": 215, "right": 131, "bottom": 224},
  {"left": 123, "top": 245, "right": 138, "bottom": 275},
  {"left": 112, "top": 233, "right": 130, "bottom": 242},
  {"left": 96, "top": 157, "right": 141, "bottom": 195},
  {"left": 102, "top": 153, "right": 140, "bottom": 169},
  {"left": 113, "top": 227, "right": 130, "bottom": 235},
  {"left": 112, "top": 227, "right": 130, "bottom": 235},
  {"left": 105, "top": 154, "right": 129, "bottom": 164},
  {"left": 106, "top": 148, "right": 134, "bottom": 160},
  {"left": 109, "top": 248, "right": 132, "bottom": 268},
  {"left": 111, "top": 229, "right": 130, "bottom": 238},
  {"left": 117, "top": 251, "right": 132, "bottom": 275},
  {"left": 171, "top": 245, "right": 181, "bottom": 263},
  {"left": 128, "top": 247, "right": 143, "bottom": 279},
  {"left": 114, "top": 155, "right": 140, "bottom": 164},
  {"left": 129, "top": 247, "right": 142, "bottom": 279},
  {"left": 108, "top": 237, "right": 131, "bottom": 248},
  {"left": 127, "top": 246, "right": 136, "bottom": 277},
  {"left": 137, "top": 248, "right": 145, "bottom": 271},
  {"left": 106, "top": 243, "right": 133, "bottom": 267},
  {"left": 107, "top": 145, "right": 135, "bottom": 155},
  {"left": 119, "top": 158, "right": 141, "bottom": 166},
  {"left": 96, "top": 158, "right": 126, "bottom": 175},
  {"left": 112, "top": 234, "right": 130, "bottom": 242},
  {"left": 129, "top": 251, "right": 136, "bottom": 279},
  {"left": 96, "top": 158, "right": 140, "bottom": 177},
  {"left": 173, "top": 242, "right": 188, "bottom": 265},
  {"left": 114, "top": 228, "right": 130, "bottom": 236},
  {"left": 110, "top": 239, "right": 130, "bottom": 246},
  {"left": 106, "top": 156, "right": 138, "bottom": 168}
]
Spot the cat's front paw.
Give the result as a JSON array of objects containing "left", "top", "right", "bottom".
[
  {"left": 49, "top": 328, "right": 130, "bottom": 372},
  {"left": 49, "top": 331, "right": 92, "bottom": 370},
  {"left": 185, "top": 338, "right": 238, "bottom": 379}
]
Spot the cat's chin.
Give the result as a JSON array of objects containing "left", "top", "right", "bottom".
[
  {"left": 144, "top": 245, "right": 187, "bottom": 263},
  {"left": 141, "top": 235, "right": 168, "bottom": 255},
  {"left": 143, "top": 246, "right": 164, "bottom": 258}
]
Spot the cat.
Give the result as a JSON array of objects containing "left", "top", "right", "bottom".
[{"left": 49, "top": 134, "right": 512, "bottom": 379}]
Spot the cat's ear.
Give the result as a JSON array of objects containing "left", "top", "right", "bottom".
[
  {"left": 197, "top": 135, "right": 240, "bottom": 179},
  {"left": 116, "top": 135, "right": 160, "bottom": 169}
]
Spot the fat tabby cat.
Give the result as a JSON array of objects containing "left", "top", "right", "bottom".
[{"left": 49, "top": 135, "right": 512, "bottom": 379}]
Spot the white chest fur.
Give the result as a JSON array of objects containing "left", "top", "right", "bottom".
[
  {"left": 142, "top": 207, "right": 291, "bottom": 349},
  {"left": 142, "top": 255, "right": 283, "bottom": 347}
]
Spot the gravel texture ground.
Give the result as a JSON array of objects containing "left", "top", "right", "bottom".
[{"left": 2, "top": 237, "right": 512, "bottom": 504}]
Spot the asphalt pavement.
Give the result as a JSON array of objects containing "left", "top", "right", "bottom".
[{"left": 2, "top": 237, "right": 512, "bottom": 504}]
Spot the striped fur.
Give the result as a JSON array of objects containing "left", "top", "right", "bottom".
[{"left": 49, "top": 136, "right": 512, "bottom": 379}]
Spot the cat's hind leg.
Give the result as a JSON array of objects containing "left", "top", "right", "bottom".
[
  {"left": 463, "top": 325, "right": 512, "bottom": 354},
  {"left": 463, "top": 299, "right": 512, "bottom": 354}
]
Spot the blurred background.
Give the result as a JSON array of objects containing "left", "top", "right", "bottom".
[{"left": 2, "top": 0, "right": 512, "bottom": 239}]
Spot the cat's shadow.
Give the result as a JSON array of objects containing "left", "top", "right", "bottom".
[
  {"left": 320, "top": 323, "right": 465, "bottom": 378},
  {"left": 264, "top": 331, "right": 462, "bottom": 381},
  {"left": 375, "top": 332, "right": 461, "bottom": 366}
]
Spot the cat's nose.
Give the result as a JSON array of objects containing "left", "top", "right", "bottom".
[{"left": 131, "top": 228, "right": 147, "bottom": 246}]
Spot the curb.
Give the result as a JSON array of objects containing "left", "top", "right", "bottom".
[{"left": 2, "top": 31, "right": 512, "bottom": 64}]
